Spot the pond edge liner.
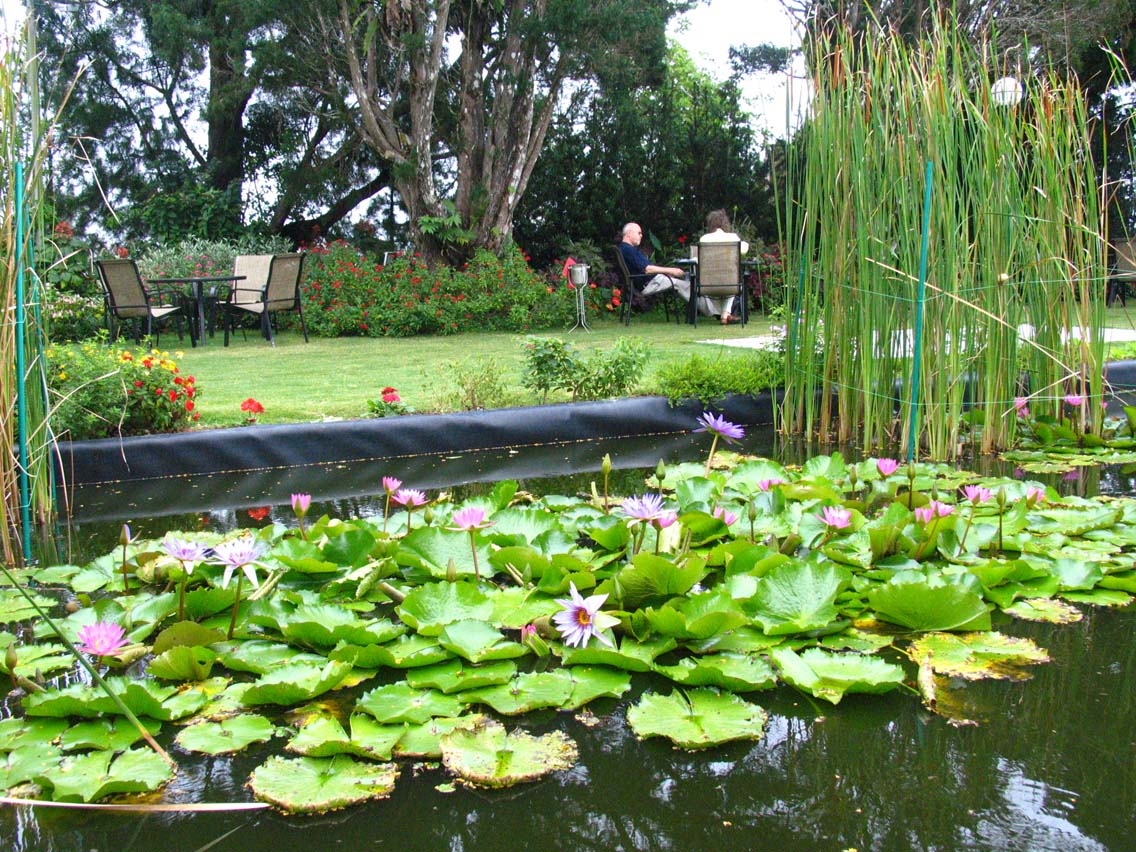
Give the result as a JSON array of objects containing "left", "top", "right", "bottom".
[{"left": 55, "top": 393, "right": 777, "bottom": 491}]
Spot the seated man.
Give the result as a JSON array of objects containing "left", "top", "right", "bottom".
[{"left": 619, "top": 222, "right": 691, "bottom": 304}]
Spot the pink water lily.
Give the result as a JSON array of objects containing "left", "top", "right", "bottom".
[
  {"left": 713, "top": 506, "right": 739, "bottom": 526},
  {"left": 1025, "top": 486, "right": 1046, "bottom": 505},
  {"left": 391, "top": 488, "right": 428, "bottom": 508},
  {"left": 914, "top": 500, "right": 955, "bottom": 524},
  {"left": 1064, "top": 394, "right": 1084, "bottom": 407},
  {"left": 1014, "top": 396, "right": 1030, "bottom": 418},
  {"left": 757, "top": 478, "right": 784, "bottom": 492},
  {"left": 76, "top": 621, "right": 128, "bottom": 657},
  {"left": 963, "top": 484, "right": 992, "bottom": 504},
  {"left": 552, "top": 583, "right": 615, "bottom": 648},
  {"left": 291, "top": 493, "right": 311, "bottom": 517},
  {"left": 382, "top": 476, "right": 402, "bottom": 493},
  {"left": 820, "top": 506, "right": 852, "bottom": 529},
  {"left": 449, "top": 506, "right": 493, "bottom": 531},
  {"left": 876, "top": 458, "right": 899, "bottom": 477}
]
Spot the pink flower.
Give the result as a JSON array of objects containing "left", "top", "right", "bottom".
[
  {"left": 291, "top": 493, "right": 311, "bottom": 517},
  {"left": 448, "top": 506, "right": 494, "bottom": 531},
  {"left": 1064, "top": 394, "right": 1084, "bottom": 407},
  {"left": 820, "top": 506, "right": 852, "bottom": 529},
  {"left": 382, "top": 476, "right": 402, "bottom": 493},
  {"left": 391, "top": 488, "right": 428, "bottom": 509},
  {"left": 75, "top": 621, "right": 128, "bottom": 657},
  {"left": 757, "top": 478, "right": 784, "bottom": 492},
  {"left": 914, "top": 500, "right": 955, "bottom": 524},
  {"left": 962, "top": 485, "right": 992, "bottom": 504},
  {"left": 654, "top": 510, "right": 679, "bottom": 529},
  {"left": 1025, "top": 486, "right": 1046, "bottom": 506},
  {"left": 1014, "top": 396, "right": 1030, "bottom": 418},
  {"left": 876, "top": 458, "right": 899, "bottom": 477},
  {"left": 713, "top": 506, "right": 738, "bottom": 526}
]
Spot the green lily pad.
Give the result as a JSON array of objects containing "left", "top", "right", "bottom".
[
  {"left": 241, "top": 661, "right": 354, "bottom": 706},
  {"left": 278, "top": 605, "right": 406, "bottom": 648},
  {"left": 394, "top": 715, "right": 486, "bottom": 759},
  {"left": 151, "top": 621, "right": 226, "bottom": 654},
  {"left": 461, "top": 670, "right": 575, "bottom": 715},
  {"left": 330, "top": 634, "right": 453, "bottom": 669},
  {"left": 488, "top": 586, "right": 562, "bottom": 629},
  {"left": 148, "top": 645, "right": 218, "bottom": 681},
  {"left": 37, "top": 747, "right": 174, "bottom": 803},
  {"left": 0, "top": 718, "right": 69, "bottom": 753},
  {"left": 437, "top": 620, "right": 527, "bottom": 662},
  {"left": 397, "top": 582, "right": 495, "bottom": 636},
  {"left": 405, "top": 659, "right": 518, "bottom": 694},
  {"left": 440, "top": 719, "right": 578, "bottom": 788},
  {"left": 1003, "top": 598, "right": 1083, "bottom": 623},
  {"left": 287, "top": 714, "right": 405, "bottom": 761},
  {"left": 654, "top": 653, "right": 777, "bottom": 692},
  {"left": 216, "top": 640, "right": 328, "bottom": 674},
  {"left": 1061, "top": 589, "right": 1133, "bottom": 607},
  {"left": 175, "top": 714, "right": 276, "bottom": 755},
  {"left": 0, "top": 589, "right": 57, "bottom": 624},
  {"left": 906, "top": 631, "right": 1050, "bottom": 680},
  {"left": 59, "top": 717, "right": 161, "bottom": 752},
  {"left": 627, "top": 688, "right": 768, "bottom": 749},
  {"left": 24, "top": 676, "right": 209, "bottom": 721},
  {"left": 0, "top": 642, "right": 74, "bottom": 679},
  {"left": 770, "top": 646, "right": 905, "bottom": 704},
  {"left": 611, "top": 553, "right": 706, "bottom": 609},
  {"left": 560, "top": 635, "right": 677, "bottom": 672},
  {"left": 867, "top": 573, "right": 991, "bottom": 632},
  {"left": 747, "top": 561, "right": 851, "bottom": 635},
  {"left": 397, "top": 527, "right": 493, "bottom": 580},
  {"left": 562, "top": 665, "right": 633, "bottom": 709},
  {"left": 643, "top": 588, "right": 749, "bottom": 640},
  {"left": 1, "top": 743, "right": 63, "bottom": 788},
  {"left": 357, "top": 683, "right": 465, "bottom": 724},
  {"left": 248, "top": 754, "right": 399, "bottom": 814}
]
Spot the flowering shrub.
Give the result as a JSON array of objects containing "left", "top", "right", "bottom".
[
  {"left": 44, "top": 290, "right": 104, "bottom": 342},
  {"left": 135, "top": 236, "right": 292, "bottom": 279},
  {"left": 48, "top": 342, "right": 200, "bottom": 440},
  {"left": 240, "top": 398, "right": 265, "bottom": 424},
  {"left": 367, "top": 386, "right": 414, "bottom": 417},
  {"left": 299, "top": 242, "right": 575, "bottom": 338}
]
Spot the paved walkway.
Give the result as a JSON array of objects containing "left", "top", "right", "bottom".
[{"left": 703, "top": 325, "right": 1136, "bottom": 351}]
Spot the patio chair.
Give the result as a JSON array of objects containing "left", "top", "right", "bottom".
[
  {"left": 1109, "top": 238, "right": 1136, "bottom": 307},
  {"left": 693, "top": 238, "right": 748, "bottom": 327},
  {"left": 612, "top": 245, "right": 680, "bottom": 326},
  {"left": 95, "top": 258, "right": 183, "bottom": 344},
  {"left": 221, "top": 253, "right": 308, "bottom": 346}
]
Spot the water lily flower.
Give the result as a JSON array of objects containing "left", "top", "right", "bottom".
[
  {"left": 621, "top": 494, "right": 665, "bottom": 525},
  {"left": 1064, "top": 394, "right": 1084, "bottom": 407},
  {"left": 291, "top": 493, "right": 311, "bottom": 517},
  {"left": 163, "top": 536, "right": 212, "bottom": 620},
  {"left": 213, "top": 536, "right": 269, "bottom": 590},
  {"left": 820, "top": 506, "right": 852, "bottom": 529},
  {"left": 713, "top": 506, "right": 738, "bottom": 526},
  {"left": 655, "top": 510, "right": 679, "bottom": 529},
  {"left": 553, "top": 583, "right": 616, "bottom": 648},
  {"left": 392, "top": 488, "right": 428, "bottom": 509},
  {"left": 963, "top": 485, "right": 992, "bottom": 504},
  {"left": 694, "top": 411, "right": 745, "bottom": 474},
  {"left": 76, "top": 621, "right": 128, "bottom": 657},
  {"left": 382, "top": 476, "right": 402, "bottom": 493},
  {"left": 1014, "top": 396, "right": 1030, "bottom": 418},
  {"left": 448, "top": 507, "right": 494, "bottom": 580},
  {"left": 757, "top": 478, "right": 784, "bottom": 492},
  {"left": 877, "top": 458, "right": 899, "bottom": 477},
  {"left": 914, "top": 500, "right": 955, "bottom": 524},
  {"left": 1025, "top": 486, "right": 1046, "bottom": 505}
]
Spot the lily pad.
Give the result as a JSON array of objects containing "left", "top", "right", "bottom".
[
  {"left": 287, "top": 714, "right": 405, "bottom": 761},
  {"left": 37, "top": 747, "right": 174, "bottom": 803},
  {"left": 216, "top": 640, "right": 328, "bottom": 674},
  {"left": 394, "top": 715, "right": 486, "bottom": 759},
  {"left": 437, "top": 620, "right": 527, "bottom": 662},
  {"left": 248, "top": 754, "right": 398, "bottom": 814},
  {"left": 867, "top": 573, "right": 991, "bottom": 632},
  {"left": 0, "top": 717, "right": 69, "bottom": 753},
  {"left": 610, "top": 553, "right": 706, "bottom": 609},
  {"left": 357, "top": 683, "right": 465, "bottom": 724},
  {"left": 397, "top": 582, "right": 495, "bottom": 636},
  {"left": 331, "top": 634, "right": 453, "bottom": 669},
  {"left": 405, "top": 659, "right": 518, "bottom": 694},
  {"left": 747, "top": 561, "right": 851, "bottom": 635},
  {"left": 148, "top": 645, "right": 218, "bottom": 681},
  {"left": 1, "top": 744, "right": 63, "bottom": 789},
  {"left": 461, "top": 670, "right": 575, "bottom": 715},
  {"left": 1003, "top": 598, "right": 1083, "bottom": 623},
  {"left": 240, "top": 661, "right": 354, "bottom": 706},
  {"left": 59, "top": 717, "right": 161, "bottom": 753},
  {"left": 905, "top": 632, "right": 1050, "bottom": 680},
  {"left": 560, "top": 634, "right": 677, "bottom": 672},
  {"left": 278, "top": 605, "right": 406, "bottom": 648},
  {"left": 440, "top": 719, "right": 578, "bottom": 788},
  {"left": 654, "top": 653, "right": 777, "bottom": 692},
  {"left": 175, "top": 714, "right": 276, "bottom": 755},
  {"left": 24, "top": 676, "right": 209, "bottom": 721},
  {"left": 562, "top": 665, "right": 633, "bottom": 709},
  {"left": 626, "top": 688, "right": 768, "bottom": 749},
  {"left": 770, "top": 646, "right": 905, "bottom": 704}
]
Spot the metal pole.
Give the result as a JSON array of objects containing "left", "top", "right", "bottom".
[
  {"left": 15, "top": 162, "right": 32, "bottom": 563},
  {"left": 907, "top": 160, "right": 934, "bottom": 463}
]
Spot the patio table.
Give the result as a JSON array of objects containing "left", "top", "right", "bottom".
[{"left": 147, "top": 275, "right": 245, "bottom": 347}]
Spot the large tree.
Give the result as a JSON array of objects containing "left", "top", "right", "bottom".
[{"left": 328, "top": 0, "right": 688, "bottom": 263}]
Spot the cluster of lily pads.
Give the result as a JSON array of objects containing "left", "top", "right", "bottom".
[
  {"left": 1002, "top": 399, "right": 1136, "bottom": 473},
  {"left": 2, "top": 413, "right": 1135, "bottom": 813}
]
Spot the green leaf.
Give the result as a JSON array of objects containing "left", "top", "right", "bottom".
[
  {"left": 241, "top": 661, "right": 354, "bottom": 706},
  {"left": 562, "top": 665, "right": 633, "bottom": 709},
  {"left": 330, "top": 634, "right": 453, "bottom": 669},
  {"left": 0, "top": 589, "right": 57, "bottom": 624},
  {"left": 867, "top": 573, "right": 991, "bottom": 632},
  {"left": 440, "top": 720, "right": 578, "bottom": 788},
  {"left": 38, "top": 747, "right": 174, "bottom": 803},
  {"left": 906, "top": 631, "right": 1050, "bottom": 679},
  {"left": 405, "top": 659, "right": 518, "bottom": 694},
  {"left": 483, "top": 507, "right": 560, "bottom": 544},
  {"left": 249, "top": 755, "right": 398, "bottom": 814},
  {"left": 654, "top": 653, "right": 777, "bottom": 692},
  {"left": 627, "top": 688, "right": 768, "bottom": 749},
  {"left": 560, "top": 635, "right": 677, "bottom": 672},
  {"left": 175, "top": 715, "right": 276, "bottom": 755},
  {"left": 322, "top": 527, "right": 378, "bottom": 568},
  {"left": 59, "top": 717, "right": 161, "bottom": 753},
  {"left": 610, "top": 553, "right": 706, "bottom": 609},
  {"left": 397, "top": 582, "right": 494, "bottom": 635},
  {"left": 287, "top": 713, "right": 405, "bottom": 761},
  {"left": 357, "top": 683, "right": 465, "bottom": 724},
  {"left": 279, "top": 605, "right": 406, "bottom": 648},
  {"left": 747, "top": 561, "right": 851, "bottom": 635},
  {"left": 0, "top": 717, "right": 69, "bottom": 753},
  {"left": 460, "top": 671, "right": 575, "bottom": 715},
  {"left": 437, "top": 619, "right": 527, "bottom": 662},
  {"left": 147, "top": 644, "right": 218, "bottom": 681},
  {"left": 394, "top": 715, "right": 486, "bottom": 759},
  {"left": 151, "top": 621, "right": 226, "bottom": 654},
  {"left": 396, "top": 528, "right": 492, "bottom": 580},
  {"left": 1003, "top": 597, "right": 1083, "bottom": 623},
  {"left": 643, "top": 588, "right": 748, "bottom": 640},
  {"left": 216, "top": 640, "right": 328, "bottom": 674},
  {"left": 24, "top": 676, "right": 208, "bottom": 721},
  {"left": 0, "top": 744, "right": 63, "bottom": 788},
  {"left": 770, "top": 647, "right": 905, "bottom": 704}
]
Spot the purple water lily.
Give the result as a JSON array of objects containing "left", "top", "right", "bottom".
[
  {"left": 621, "top": 494, "right": 665, "bottom": 525},
  {"left": 163, "top": 536, "right": 212, "bottom": 621},
  {"left": 552, "top": 583, "right": 614, "bottom": 648},
  {"left": 694, "top": 411, "right": 745, "bottom": 475}
]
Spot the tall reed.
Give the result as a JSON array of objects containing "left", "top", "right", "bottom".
[
  {"left": 781, "top": 22, "right": 1110, "bottom": 460},
  {"left": 2, "top": 16, "right": 58, "bottom": 564}
]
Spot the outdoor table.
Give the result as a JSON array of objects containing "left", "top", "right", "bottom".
[{"left": 147, "top": 275, "right": 245, "bottom": 347}]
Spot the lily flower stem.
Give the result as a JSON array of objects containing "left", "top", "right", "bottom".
[
  {"left": 0, "top": 563, "right": 176, "bottom": 767},
  {"left": 468, "top": 531, "right": 481, "bottom": 581},
  {"left": 405, "top": 509, "right": 413, "bottom": 532},
  {"left": 121, "top": 541, "right": 129, "bottom": 592},
  {"left": 958, "top": 513, "right": 975, "bottom": 552},
  {"left": 298, "top": 519, "right": 307, "bottom": 542},
  {"left": 227, "top": 574, "right": 244, "bottom": 640},
  {"left": 603, "top": 471, "right": 610, "bottom": 513},
  {"left": 654, "top": 528, "right": 662, "bottom": 555},
  {"left": 377, "top": 581, "right": 406, "bottom": 604},
  {"left": 383, "top": 495, "right": 391, "bottom": 533},
  {"left": 178, "top": 576, "right": 187, "bottom": 621},
  {"left": 248, "top": 568, "right": 284, "bottom": 601},
  {"left": 704, "top": 434, "right": 720, "bottom": 477}
]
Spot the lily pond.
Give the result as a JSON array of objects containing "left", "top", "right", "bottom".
[{"left": 3, "top": 421, "right": 1136, "bottom": 851}]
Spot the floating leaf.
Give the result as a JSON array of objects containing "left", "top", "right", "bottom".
[
  {"left": 906, "top": 632, "right": 1050, "bottom": 680},
  {"left": 611, "top": 553, "right": 706, "bottom": 609},
  {"left": 560, "top": 635, "right": 677, "bottom": 672},
  {"left": 0, "top": 744, "right": 62, "bottom": 788},
  {"left": 24, "top": 676, "right": 209, "bottom": 721},
  {"left": 437, "top": 620, "right": 527, "bottom": 663},
  {"left": 287, "top": 714, "right": 404, "bottom": 761},
  {"left": 397, "top": 582, "right": 494, "bottom": 635},
  {"left": 148, "top": 645, "right": 217, "bottom": 681},
  {"left": 770, "top": 647, "right": 905, "bottom": 704},
  {"left": 397, "top": 528, "right": 492, "bottom": 580},
  {"left": 627, "top": 688, "right": 768, "bottom": 749},
  {"left": 216, "top": 640, "right": 328, "bottom": 674},
  {"left": 747, "top": 561, "right": 851, "bottom": 635},
  {"left": 357, "top": 683, "right": 464, "bottom": 724},
  {"left": 1003, "top": 598, "right": 1083, "bottom": 623},
  {"left": 151, "top": 621, "right": 226, "bottom": 654},
  {"left": 562, "top": 665, "right": 632, "bottom": 709},
  {"left": 330, "top": 634, "right": 453, "bottom": 669},
  {"left": 406, "top": 659, "right": 518, "bottom": 694},
  {"left": 175, "top": 714, "right": 276, "bottom": 755},
  {"left": 0, "top": 718, "right": 69, "bottom": 753},
  {"left": 440, "top": 720, "right": 578, "bottom": 788},
  {"left": 278, "top": 605, "right": 406, "bottom": 648},
  {"left": 59, "top": 717, "right": 161, "bottom": 753},
  {"left": 867, "top": 573, "right": 991, "bottom": 632},
  {"left": 0, "top": 642, "right": 73, "bottom": 679},
  {"left": 37, "top": 747, "right": 174, "bottom": 803},
  {"left": 248, "top": 755, "right": 398, "bottom": 814},
  {"left": 394, "top": 715, "right": 486, "bottom": 759},
  {"left": 461, "top": 671, "right": 575, "bottom": 715},
  {"left": 0, "top": 589, "right": 57, "bottom": 624},
  {"left": 654, "top": 653, "right": 777, "bottom": 692},
  {"left": 1061, "top": 589, "right": 1133, "bottom": 607},
  {"left": 241, "top": 661, "right": 354, "bottom": 706}
]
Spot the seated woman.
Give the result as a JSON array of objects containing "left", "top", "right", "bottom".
[{"left": 699, "top": 209, "right": 749, "bottom": 324}]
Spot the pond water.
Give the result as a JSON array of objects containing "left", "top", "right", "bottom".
[{"left": 6, "top": 433, "right": 1136, "bottom": 852}]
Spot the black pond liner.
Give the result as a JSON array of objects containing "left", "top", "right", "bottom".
[{"left": 55, "top": 393, "right": 778, "bottom": 522}]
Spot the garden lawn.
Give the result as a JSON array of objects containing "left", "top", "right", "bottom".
[{"left": 171, "top": 311, "right": 778, "bottom": 427}]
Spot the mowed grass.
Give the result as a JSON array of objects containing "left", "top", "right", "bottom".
[{"left": 170, "top": 310, "right": 779, "bottom": 427}]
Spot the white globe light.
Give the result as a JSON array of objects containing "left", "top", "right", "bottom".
[{"left": 991, "top": 76, "right": 1023, "bottom": 107}]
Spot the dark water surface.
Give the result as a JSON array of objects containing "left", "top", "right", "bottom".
[{"left": 7, "top": 436, "right": 1136, "bottom": 852}]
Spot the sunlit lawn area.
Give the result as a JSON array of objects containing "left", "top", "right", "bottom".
[{"left": 171, "top": 309, "right": 779, "bottom": 427}]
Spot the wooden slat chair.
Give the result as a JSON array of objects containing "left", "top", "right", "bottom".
[
  {"left": 95, "top": 258, "right": 183, "bottom": 344},
  {"left": 693, "top": 238, "right": 748, "bottom": 327},
  {"left": 222, "top": 253, "right": 308, "bottom": 346}
]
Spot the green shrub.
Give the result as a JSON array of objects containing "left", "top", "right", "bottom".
[
  {"left": 437, "top": 357, "right": 524, "bottom": 411},
  {"left": 654, "top": 349, "right": 784, "bottom": 405},
  {"left": 45, "top": 291, "right": 104, "bottom": 343},
  {"left": 48, "top": 340, "right": 201, "bottom": 440},
  {"left": 135, "top": 235, "right": 293, "bottom": 279},
  {"left": 520, "top": 336, "right": 650, "bottom": 402}
]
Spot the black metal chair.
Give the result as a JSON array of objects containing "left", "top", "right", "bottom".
[
  {"left": 221, "top": 253, "right": 309, "bottom": 346},
  {"left": 95, "top": 258, "right": 183, "bottom": 344},
  {"left": 611, "top": 245, "right": 680, "bottom": 326}
]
